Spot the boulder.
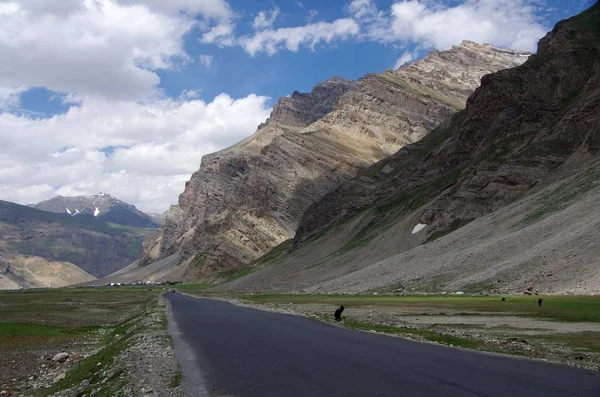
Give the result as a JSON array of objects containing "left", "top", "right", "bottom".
[{"left": 52, "top": 352, "right": 70, "bottom": 362}]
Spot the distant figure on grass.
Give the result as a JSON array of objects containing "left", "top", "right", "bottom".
[
  {"left": 538, "top": 298, "right": 543, "bottom": 308},
  {"left": 334, "top": 305, "right": 345, "bottom": 322}
]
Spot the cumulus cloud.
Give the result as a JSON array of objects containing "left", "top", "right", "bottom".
[
  {"left": 0, "top": 1, "right": 198, "bottom": 101},
  {"left": 253, "top": 7, "right": 280, "bottom": 30},
  {"left": 0, "top": 94, "right": 272, "bottom": 213},
  {"left": 239, "top": 19, "right": 360, "bottom": 56},
  {"left": 389, "top": 0, "right": 547, "bottom": 52},
  {"left": 204, "top": 0, "right": 546, "bottom": 56}
]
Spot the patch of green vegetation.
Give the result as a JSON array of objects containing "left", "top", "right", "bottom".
[
  {"left": 523, "top": 163, "right": 600, "bottom": 224},
  {"left": 170, "top": 370, "right": 182, "bottom": 388},
  {"left": 0, "top": 322, "right": 98, "bottom": 338},
  {"left": 212, "top": 239, "right": 294, "bottom": 283},
  {"left": 174, "top": 283, "right": 212, "bottom": 292},
  {"left": 250, "top": 239, "right": 293, "bottom": 267},
  {"left": 43, "top": 318, "right": 138, "bottom": 396},
  {"left": 537, "top": 332, "right": 600, "bottom": 353},
  {"left": 0, "top": 287, "right": 157, "bottom": 326},
  {"left": 375, "top": 167, "right": 463, "bottom": 217},
  {"left": 418, "top": 124, "right": 454, "bottom": 157},
  {"left": 342, "top": 318, "right": 483, "bottom": 349},
  {"left": 193, "top": 254, "right": 207, "bottom": 268},
  {"left": 242, "top": 294, "right": 600, "bottom": 323}
]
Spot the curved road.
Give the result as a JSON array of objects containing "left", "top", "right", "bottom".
[{"left": 166, "top": 293, "right": 599, "bottom": 397}]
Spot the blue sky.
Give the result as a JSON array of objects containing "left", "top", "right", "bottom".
[
  {"left": 0, "top": 0, "right": 595, "bottom": 212},
  {"left": 159, "top": 0, "right": 594, "bottom": 104}
]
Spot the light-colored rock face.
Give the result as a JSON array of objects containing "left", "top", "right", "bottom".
[{"left": 140, "top": 41, "right": 529, "bottom": 280}]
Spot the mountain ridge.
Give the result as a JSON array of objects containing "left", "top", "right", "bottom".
[
  {"left": 218, "top": 2, "right": 600, "bottom": 295},
  {"left": 31, "top": 192, "right": 159, "bottom": 228},
  {"left": 137, "top": 40, "right": 529, "bottom": 281},
  {"left": 0, "top": 199, "right": 155, "bottom": 283}
]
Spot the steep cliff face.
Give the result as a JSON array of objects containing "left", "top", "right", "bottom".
[{"left": 140, "top": 42, "right": 528, "bottom": 280}]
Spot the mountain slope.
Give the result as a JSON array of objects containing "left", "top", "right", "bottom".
[
  {"left": 0, "top": 200, "right": 155, "bottom": 279},
  {"left": 0, "top": 255, "right": 95, "bottom": 290},
  {"left": 220, "top": 3, "right": 600, "bottom": 294},
  {"left": 139, "top": 42, "right": 527, "bottom": 281},
  {"left": 32, "top": 193, "right": 159, "bottom": 228}
]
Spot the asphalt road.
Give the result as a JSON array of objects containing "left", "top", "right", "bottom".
[{"left": 166, "top": 293, "right": 600, "bottom": 397}]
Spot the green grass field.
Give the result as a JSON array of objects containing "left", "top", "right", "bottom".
[
  {"left": 0, "top": 287, "right": 162, "bottom": 395},
  {"left": 241, "top": 294, "right": 600, "bottom": 323}
]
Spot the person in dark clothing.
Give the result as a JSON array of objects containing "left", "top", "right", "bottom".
[
  {"left": 334, "top": 305, "right": 345, "bottom": 322},
  {"left": 538, "top": 298, "right": 543, "bottom": 307}
]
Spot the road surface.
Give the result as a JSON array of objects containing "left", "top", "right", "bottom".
[{"left": 166, "top": 293, "right": 599, "bottom": 397}]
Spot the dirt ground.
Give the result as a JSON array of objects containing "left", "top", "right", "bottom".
[{"left": 0, "top": 287, "right": 182, "bottom": 397}]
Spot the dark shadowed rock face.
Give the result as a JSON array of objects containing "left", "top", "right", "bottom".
[
  {"left": 295, "top": 3, "right": 600, "bottom": 245},
  {"left": 139, "top": 42, "right": 528, "bottom": 280},
  {"left": 261, "top": 77, "right": 360, "bottom": 129},
  {"left": 31, "top": 193, "right": 158, "bottom": 228}
]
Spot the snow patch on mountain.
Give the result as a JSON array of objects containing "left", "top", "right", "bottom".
[{"left": 412, "top": 223, "right": 427, "bottom": 234}]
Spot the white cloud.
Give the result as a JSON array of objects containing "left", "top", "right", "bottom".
[
  {"left": 199, "top": 54, "right": 215, "bottom": 67},
  {"left": 347, "top": 0, "right": 392, "bottom": 41},
  {"left": 389, "top": 0, "right": 547, "bottom": 52},
  {"left": 0, "top": 0, "right": 235, "bottom": 102},
  {"left": 201, "top": 22, "right": 236, "bottom": 46},
  {"left": 394, "top": 50, "right": 416, "bottom": 69},
  {"left": 253, "top": 7, "right": 280, "bottom": 30},
  {"left": 239, "top": 19, "right": 360, "bottom": 56},
  {"left": 0, "top": 94, "right": 272, "bottom": 213}
]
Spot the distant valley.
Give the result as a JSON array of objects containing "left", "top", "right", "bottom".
[{"left": 0, "top": 196, "right": 158, "bottom": 289}]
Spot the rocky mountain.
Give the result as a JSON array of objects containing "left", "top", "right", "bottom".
[
  {"left": 147, "top": 212, "right": 166, "bottom": 225},
  {"left": 31, "top": 193, "right": 159, "bottom": 228},
  {"left": 219, "top": 3, "right": 600, "bottom": 294},
  {"left": 0, "top": 200, "right": 155, "bottom": 282},
  {"left": 139, "top": 41, "right": 528, "bottom": 281}
]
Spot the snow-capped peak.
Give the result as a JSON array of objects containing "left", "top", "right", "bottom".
[{"left": 94, "top": 207, "right": 100, "bottom": 217}]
